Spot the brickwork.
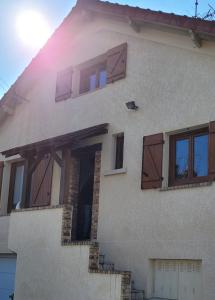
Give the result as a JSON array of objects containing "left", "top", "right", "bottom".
[
  {"left": 61, "top": 155, "right": 80, "bottom": 243},
  {"left": 61, "top": 204, "right": 73, "bottom": 243},
  {"left": 121, "top": 272, "right": 132, "bottom": 300},
  {"left": 88, "top": 242, "right": 100, "bottom": 270},
  {"left": 91, "top": 150, "right": 101, "bottom": 240}
]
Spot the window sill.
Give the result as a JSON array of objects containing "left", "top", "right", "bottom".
[
  {"left": 103, "top": 167, "right": 127, "bottom": 176},
  {"left": 160, "top": 181, "right": 212, "bottom": 192}
]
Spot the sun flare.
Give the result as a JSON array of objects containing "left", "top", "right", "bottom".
[{"left": 16, "top": 10, "right": 51, "bottom": 49}]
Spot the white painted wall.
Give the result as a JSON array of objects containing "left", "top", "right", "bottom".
[
  {"left": 8, "top": 208, "right": 122, "bottom": 300},
  {"left": 0, "top": 216, "right": 13, "bottom": 254},
  {"left": 0, "top": 13, "right": 215, "bottom": 299}
]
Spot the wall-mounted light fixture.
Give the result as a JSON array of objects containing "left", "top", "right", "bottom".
[{"left": 125, "top": 101, "right": 138, "bottom": 111}]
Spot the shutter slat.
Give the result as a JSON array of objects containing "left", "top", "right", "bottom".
[
  {"left": 107, "top": 43, "right": 127, "bottom": 83},
  {"left": 209, "top": 121, "right": 215, "bottom": 180},
  {"left": 141, "top": 133, "right": 164, "bottom": 189},
  {"left": 55, "top": 67, "right": 73, "bottom": 102},
  {"left": 31, "top": 154, "right": 53, "bottom": 207}
]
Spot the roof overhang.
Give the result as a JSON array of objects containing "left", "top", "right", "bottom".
[
  {"left": 2, "top": 123, "right": 108, "bottom": 158},
  {"left": 76, "top": 0, "right": 215, "bottom": 43}
]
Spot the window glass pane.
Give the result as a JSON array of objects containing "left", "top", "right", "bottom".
[
  {"left": 89, "top": 73, "right": 97, "bottom": 91},
  {"left": 115, "top": 134, "right": 124, "bottom": 169},
  {"left": 13, "top": 165, "right": 24, "bottom": 209},
  {"left": 194, "top": 134, "right": 208, "bottom": 177},
  {"left": 99, "top": 69, "right": 107, "bottom": 88},
  {"left": 175, "top": 139, "right": 189, "bottom": 179}
]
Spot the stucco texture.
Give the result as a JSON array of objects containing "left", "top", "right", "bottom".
[
  {"left": 1, "top": 13, "right": 215, "bottom": 299},
  {"left": 9, "top": 208, "right": 122, "bottom": 300}
]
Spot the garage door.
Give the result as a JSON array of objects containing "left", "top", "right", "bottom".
[
  {"left": 153, "top": 260, "right": 202, "bottom": 300},
  {"left": 0, "top": 257, "right": 16, "bottom": 300}
]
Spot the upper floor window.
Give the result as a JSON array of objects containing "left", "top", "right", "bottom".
[
  {"left": 169, "top": 128, "right": 209, "bottom": 186},
  {"left": 79, "top": 63, "right": 107, "bottom": 94},
  {"left": 55, "top": 43, "right": 127, "bottom": 101}
]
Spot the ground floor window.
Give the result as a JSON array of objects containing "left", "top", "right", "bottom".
[{"left": 153, "top": 259, "right": 202, "bottom": 300}]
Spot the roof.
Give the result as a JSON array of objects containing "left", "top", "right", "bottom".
[
  {"left": 76, "top": 0, "right": 215, "bottom": 37},
  {"left": 0, "top": 0, "right": 214, "bottom": 119},
  {"left": 2, "top": 123, "right": 108, "bottom": 157}
]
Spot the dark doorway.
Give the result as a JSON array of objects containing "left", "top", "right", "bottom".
[{"left": 76, "top": 152, "right": 95, "bottom": 240}]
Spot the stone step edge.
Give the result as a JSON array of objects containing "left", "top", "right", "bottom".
[{"left": 89, "top": 269, "right": 131, "bottom": 275}]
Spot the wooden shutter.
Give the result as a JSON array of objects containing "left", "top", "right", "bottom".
[
  {"left": 30, "top": 154, "right": 53, "bottom": 207},
  {"left": 107, "top": 43, "right": 127, "bottom": 83},
  {"left": 0, "top": 162, "right": 4, "bottom": 200},
  {"left": 209, "top": 121, "right": 215, "bottom": 180},
  {"left": 141, "top": 133, "right": 164, "bottom": 189},
  {"left": 55, "top": 67, "right": 73, "bottom": 102},
  {"left": 79, "top": 69, "right": 90, "bottom": 94}
]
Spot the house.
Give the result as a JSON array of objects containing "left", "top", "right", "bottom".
[{"left": 0, "top": 0, "right": 215, "bottom": 299}]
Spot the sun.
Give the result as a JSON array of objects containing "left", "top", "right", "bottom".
[{"left": 16, "top": 10, "right": 51, "bottom": 49}]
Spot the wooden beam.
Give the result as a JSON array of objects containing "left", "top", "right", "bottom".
[
  {"left": 59, "top": 149, "right": 70, "bottom": 205},
  {"left": 189, "top": 30, "right": 202, "bottom": 48},
  {"left": 128, "top": 17, "right": 141, "bottom": 33},
  {"left": 2, "top": 123, "right": 108, "bottom": 158},
  {"left": 28, "top": 155, "right": 43, "bottom": 176},
  {"left": 51, "top": 151, "right": 63, "bottom": 168},
  {"left": 21, "top": 158, "right": 32, "bottom": 208}
]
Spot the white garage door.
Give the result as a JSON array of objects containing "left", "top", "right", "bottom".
[
  {"left": 153, "top": 260, "right": 202, "bottom": 300},
  {"left": 0, "top": 257, "right": 16, "bottom": 300}
]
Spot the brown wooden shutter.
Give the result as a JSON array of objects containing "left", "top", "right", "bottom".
[
  {"left": 209, "top": 121, "right": 215, "bottom": 180},
  {"left": 107, "top": 43, "right": 127, "bottom": 83},
  {"left": 0, "top": 162, "right": 4, "bottom": 199},
  {"left": 30, "top": 154, "right": 53, "bottom": 207},
  {"left": 141, "top": 133, "right": 164, "bottom": 189},
  {"left": 55, "top": 67, "right": 73, "bottom": 102}
]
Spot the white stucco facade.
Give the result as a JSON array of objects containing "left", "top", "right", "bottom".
[{"left": 0, "top": 3, "right": 215, "bottom": 299}]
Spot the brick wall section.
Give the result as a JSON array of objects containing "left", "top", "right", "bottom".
[
  {"left": 61, "top": 155, "right": 80, "bottom": 243},
  {"left": 61, "top": 204, "right": 73, "bottom": 243},
  {"left": 121, "top": 272, "right": 131, "bottom": 300},
  {"left": 69, "top": 157, "right": 80, "bottom": 240},
  {"left": 91, "top": 150, "right": 101, "bottom": 240},
  {"left": 88, "top": 242, "right": 100, "bottom": 270}
]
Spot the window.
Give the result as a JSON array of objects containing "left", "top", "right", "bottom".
[
  {"left": 79, "top": 63, "right": 107, "bottom": 94},
  {"left": 169, "top": 128, "right": 209, "bottom": 186},
  {"left": 55, "top": 43, "right": 127, "bottom": 101},
  {"left": 115, "top": 134, "right": 124, "bottom": 169},
  {"left": 8, "top": 162, "right": 25, "bottom": 213}
]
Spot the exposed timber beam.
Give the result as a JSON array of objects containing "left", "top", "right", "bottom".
[
  {"left": 2, "top": 104, "right": 14, "bottom": 116},
  {"left": 128, "top": 17, "right": 141, "bottom": 33},
  {"left": 189, "top": 29, "right": 202, "bottom": 48}
]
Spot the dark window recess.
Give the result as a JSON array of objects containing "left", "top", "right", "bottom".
[
  {"left": 141, "top": 133, "right": 164, "bottom": 189},
  {"left": 169, "top": 128, "right": 209, "bottom": 186},
  {"left": 115, "top": 134, "right": 124, "bottom": 169},
  {"left": 79, "top": 63, "right": 107, "bottom": 94},
  {"left": 8, "top": 162, "right": 25, "bottom": 213},
  {"left": 55, "top": 67, "right": 73, "bottom": 102}
]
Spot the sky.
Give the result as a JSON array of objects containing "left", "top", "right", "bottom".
[{"left": 0, "top": 0, "right": 213, "bottom": 98}]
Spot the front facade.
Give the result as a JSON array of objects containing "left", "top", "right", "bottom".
[{"left": 0, "top": 1, "right": 215, "bottom": 299}]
